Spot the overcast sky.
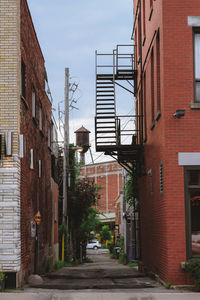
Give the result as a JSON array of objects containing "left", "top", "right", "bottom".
[{"left": 27, "top": 0, "right": 134, "bottom": 164}]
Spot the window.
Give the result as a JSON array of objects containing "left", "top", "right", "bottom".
[
  {"left": 38, "top": 160, "right": 42, "bottom": 177},
  {"left": 143, "top": 0, "right": 146, "bottom": 40},
  {"left": 151, "top": 48, "right": 155, "bottom": 123},
  {"left": 185, "top": 168, "right": 200, "bottom": 257},
  {"left": 194, "top": 32, "right": 200, "bottom": 102},
  {"left": 32, "top": 89, "right": 36, "bottom": 118},
  {"left": 156, "top": 31, "right": 161, "bottom": 112},
  {"left": 143, "top": 72, "right": 147, "bottom": 141},
  {"left": 149, "top": 0, "right": 153, "bottom": 20},
  {"left": 21, "top": 59, "right": 26, "bottom": 98},
  {"left": 5, "top": 131, "right": 12, "bottom": 156},
  {"left": 30, "top": 149, "right": 34, "bottom": 169},
  {"left": 19, "top": 134, "right": 24, "bottom": 158},
  {"left": 160, "top": 161, "right": 163, "bottom": 193},
  {"left": 39, "top": 105, "right": 42, "bottom": 131},
  {"left": 48, "top": 124, "right": 51, "bottom": 148}
]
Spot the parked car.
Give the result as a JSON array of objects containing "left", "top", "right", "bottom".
[{"left": 86, "top": 239, "right": 101, "bottom": 250}]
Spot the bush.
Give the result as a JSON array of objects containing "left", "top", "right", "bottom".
[
  {"left": 118, "top": 252, "right": 126, "bottom": 265},
  {"left": 110, "top": 253, "right": 117, "bottom": 259},
  {"left": 185, "top": 258, "right": 200, "bottom": 289},
  {"left": 107, "top": 243, "right": 115, "bottom": 254},
  {"left": 54, "top": 260, "right": 72, "bottom": 270}
]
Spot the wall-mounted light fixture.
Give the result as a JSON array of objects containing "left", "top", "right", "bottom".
[{"left": 173, "top": 110, "right": 185, "bottom": 119}]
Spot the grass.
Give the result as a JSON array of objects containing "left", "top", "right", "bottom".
[{"left": 128, "top": 262, "right": 138, "bottom": 267}]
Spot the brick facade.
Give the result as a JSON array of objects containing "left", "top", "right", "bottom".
[
  {"left": 79, "top": 161, "right": 123, "bottom": 228},
  {"left": 0, "top": 0, "right": 58, "bottom": 286},
  {"left": 0, "top": 0, "right": 21, "bottom": 280},
  {"left": 134, "top": 0, "right": 200, "bottom": 285}
]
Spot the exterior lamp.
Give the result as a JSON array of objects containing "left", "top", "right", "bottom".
[{"left": 173, "top": 110, "right": 185, "bottom": 119}]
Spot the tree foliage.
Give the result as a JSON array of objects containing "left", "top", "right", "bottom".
[
  {"left": 124, "top": 167, "right": 138, "bottom": 208},
  {"left": 68, "top": 178, "right": 100, "bottom": 259},
  {"left": 100, "top": 225, "right": 112, "bottom": 242}
]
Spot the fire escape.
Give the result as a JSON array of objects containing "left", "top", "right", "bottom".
[{"left": 95, "top": 45, "right": 142, "bottom": 173}]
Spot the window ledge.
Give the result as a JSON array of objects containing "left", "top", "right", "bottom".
[
  {"left": 149, "top": 7, "right": 153, "bottom": 21},
  {"left": 190, "top": 102, "right": 200, "bottom": 109}
]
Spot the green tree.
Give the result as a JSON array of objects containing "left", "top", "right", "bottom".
[
  {"left": 100, "top": 225, "right": 112, "bottom": 242},
  {"left": 68, "top": 178, "right": 100, "bottom": 259}
]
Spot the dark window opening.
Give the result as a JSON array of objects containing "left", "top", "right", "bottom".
[
  {"left": 156, "top": 31, "right": 161, "bottom": 112},
  {"left": 160, "top": 161, "right": 163, "bottom": 193},
  {"left": 185, "top": 168, "right": 200, "bottom": 258},
  {"left": 151, "top": 48, "right": 155, "bottom": 122},
  {"left": 143, "top": 0, "right": 146, "bottom": 38}
]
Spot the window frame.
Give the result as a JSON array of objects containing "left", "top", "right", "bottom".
[
  {"left": 21, "top": 59, "right": 26, "bottom": 99},
  {"left": 193, "top": 29, "right": 200, "bottom": 102},
  {"left": 32, "top": 88, "right": 36, "bottom": 119},
  {"left": 184, "top": 166, "right": 200, "bottom": 259},
  {"left": 39, "top": 104, "right": 42, "bottom": 131}
]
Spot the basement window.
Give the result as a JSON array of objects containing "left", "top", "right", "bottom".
[{"left": 185, "top": 168, "right": 200, "bottom": 258}]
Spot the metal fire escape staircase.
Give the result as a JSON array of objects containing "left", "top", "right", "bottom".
[{"left": 95, "top": 45, "right": 142, "bottom": 173}]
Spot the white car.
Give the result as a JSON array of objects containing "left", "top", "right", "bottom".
[{"left": 86, "top": 239, "right": 101, "bottom": 250}]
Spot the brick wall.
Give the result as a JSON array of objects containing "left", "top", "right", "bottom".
[
  {"left": 79, "top": 161, "right": 123, "bottom": 215},
  {"left": 20, "top": 0, "right": 52, "bottom": 280},
  {"left": 134, "top": 0, "right": 200, "bottom": 285},
  {"left": 0, "top": 0, "right": 21, "bottom": 278}
]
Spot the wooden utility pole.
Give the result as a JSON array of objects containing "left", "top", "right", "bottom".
[{"left": 62, "top": 68, "right": 69, "bottom": 261}]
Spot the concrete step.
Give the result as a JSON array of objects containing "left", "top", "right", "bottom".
[{"left": 29, "top": 276, "right": 158, "bottom": 290}]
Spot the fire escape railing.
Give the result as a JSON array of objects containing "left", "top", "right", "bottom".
[{"left": 95, "top": 44, "right": 142, "bottom": 165}]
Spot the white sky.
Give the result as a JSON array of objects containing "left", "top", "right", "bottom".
[{"left": 27, "top": 0, "right": 134, "bottom": 164}]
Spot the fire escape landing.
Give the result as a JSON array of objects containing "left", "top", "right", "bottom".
[{"left": 95, "top": 45, "right": 142, "bottom": 173}]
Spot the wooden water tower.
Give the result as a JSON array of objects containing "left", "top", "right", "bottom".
[{"left": 74, "top": 126, "right": 91, "bottom": 163}]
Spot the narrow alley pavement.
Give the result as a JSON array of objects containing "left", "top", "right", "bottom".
[
  {"left": 0, "top": 249, "right": 199, "bottom": 300},
  {"left": 27, "top": 249, "right": 159, "bottom": 290}
]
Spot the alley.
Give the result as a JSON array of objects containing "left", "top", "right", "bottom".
[
  {"left": 27, "top": 249, "right": 159, "bottom": 290},
  {"left": 0, "top": 250, "right": 199, "bottom": 300}
]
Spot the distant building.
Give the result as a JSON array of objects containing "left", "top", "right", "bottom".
[
  {"left": 0, "top": 0, "right": 58, "bottom": 287},
  {"left": 79, "top": 161, "right": 123, "bottom": 232}
]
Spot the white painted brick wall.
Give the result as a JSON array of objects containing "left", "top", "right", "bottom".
[{"left": 0, "top": 0, "right": 21, "bottom": 273}]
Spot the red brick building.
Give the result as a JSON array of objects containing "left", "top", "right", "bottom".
[
  {"left": 20, "top": 0, "right": 59, "bottom": 282},
  {"left": 133, "top": 0, "right": 200, "bottom": 285},
  {"left": 0, "top": 0, "right": 58, "bottom": 287},
  {"left": 79, "top": 161, "right": 123, "bottom": 232},
  {"left": 94, "top": 0, "right": 200, "bottom": 286}
]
